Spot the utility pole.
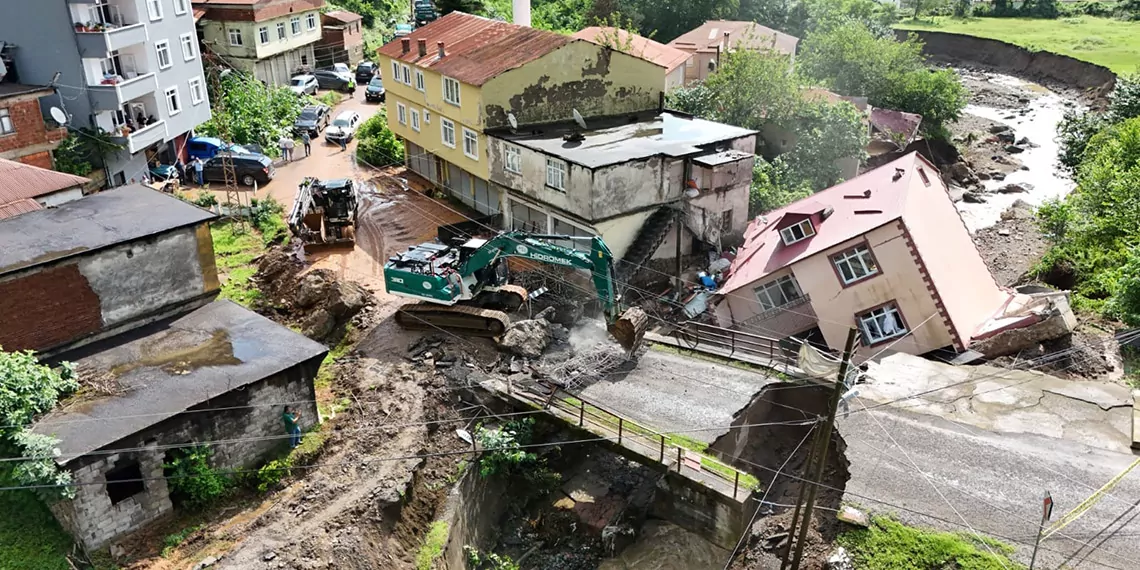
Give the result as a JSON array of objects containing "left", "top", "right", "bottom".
[
  {"left": 204, "top": 52, "right": 248, "bottom": 231},
  {"left": 784, "top": 327, "right": 859, "bottom": 569},
  {"left": 1030, "top": 491, "right": 1053, "bottom": 569}
]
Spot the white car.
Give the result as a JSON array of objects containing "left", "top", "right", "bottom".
[
  {"left": 325, "top": 110, "right": 361, "bottom": 143},
  {"left": 289, "top": 74, "right": 318, "bottom": 96}
]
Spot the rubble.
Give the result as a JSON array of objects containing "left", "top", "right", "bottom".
[
  {"left": 252, "top": 246, "right": 373, "bottom": 343},
  {"left": 998, "top": 183, "right": 1034, "bottom": 194},
  {"left": 498, "top": 306, "right": 557, "bottom": 358},
  {"left": 827, "top": 547, "right": 854, "bottom": 570}
]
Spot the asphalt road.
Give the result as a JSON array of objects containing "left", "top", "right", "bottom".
[{"left": 840, "top": 403, "right": 1140, "bottom": 570}]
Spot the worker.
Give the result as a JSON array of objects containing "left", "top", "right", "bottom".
[
  {"left": 301, "top": 131, "right": 311, "bottom": 157},
  {"left": 192, "top": 157, "right": 205, "bottom": 186},
  {"left": 283, "top": 406, "right": 302, "bottom": 448}
]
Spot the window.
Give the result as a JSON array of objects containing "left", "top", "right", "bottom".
[
  {"left": 173, "top": 0, "right": 188, "bottom": 15},
  {"left": 228, "top": 27, "right": 242, "bottom": 46},
  {"left": 188, "top": 76, "right": 204, "bottom": 105},
  {"left": 301, "top": 54, "right": 308, "bottom": 65},
  {"left": 277, "top": 22, "right": 286, "bottom": 40},
  {"left": 155, "top": 40, "right": 172, "bottom": 69},
  {"left": 258, "top": 26, "right": 269, "bottom": 44},
  {"left": 181, "top": 33, "right": 196, "bottom": 60},
  {"left": 545, "top": 158, "right": 566, "bottom": 191},
  {"left": 410, "top": 108, "right": 420, "bottom": 132},
  {"left": 414, "top": 69, "right": 424, "bottom": 91},
  {"left": 778, "top": 219, "right": 814, "bottom": 245},
  {"left": 753, "top": 275, "right": 803, "bottom": 312},
  {"left": 552, "top": 217, "right": 593, "bottom": 252},
  {"left": 504, "top": 144, "right": 521, "bottom": 174},
  {"left": 165, "top": 86, "right": 181, "bottom": 115},
  {"left": 146, "top": 0, "right": 163, "bottom": 20},
  {"left": 440, "top": 117, "right": 456, "bottom": 148},
  {"left": 442, "top": 76, "right": 460, "bottom": 105},
  {"left": 105, "top": 461, "right": 145, "bottom": 505},
  {"left": 832, "top": 244, "right": 879, "bottom": 286},
  {"left": 396, "top": 102, "right": 406, "bottom": 125},
  {"left": 721, "top": 210, "right": 733, "bottom": 232},
  {"left": 0, "top": 109, "right": 12, "bottom": 134},
  {"left": 291, "top": 16, "right": 301, "bottom": 35},
  {"left": 401, "top": 65, "right": 411, "bottom": 86},
  {"left": 858, "top": 303, "right": 907, "bottom": 345},
  {"left": 511, "top": 199, "right": 547, "bottom": 233},
  {"left": 423, "top": 110, "right": 430, "bottom": 123},
  {"left": 392, "top": 61, "right": 400, "bottom": 81},
  {"left": 306, "top": 13, "right": 317, "bottom": 30},
  {"left": 463, "top": 128, "right": 478, "bottom": 160}
]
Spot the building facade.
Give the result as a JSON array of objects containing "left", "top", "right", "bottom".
[
  {"left": 0, "top": 158, "right": 89, "bottom": 219},
  {"left": 667, "top": 20, "right": 799, "bottom": 84},
  {"left": 0, "top": 81, "right": 68, "bottom": 170},
  {"left": 572, "top": 27, "right": 691, "bottom": 91},
  {"left": 195, "top": 0, "right": 324, "bottom": 86},
  {"left": 315, "top": 10, "right": 364, "bottom": 68},
  {"left": 0, "top": 0, "right": 212, "bottom": 187}
]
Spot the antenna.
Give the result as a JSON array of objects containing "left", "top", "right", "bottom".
[
  {"left": 49, "top": 106, "right": 68, "bottom": 125},
  {"left": 507, "top": 112, "right": 518, "bottom": 131},
  {"left": 572, "top": 108, "right": 587, "bottom": 130}
]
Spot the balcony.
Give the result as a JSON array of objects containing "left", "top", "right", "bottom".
[
  {"left": 734, "top": 294, "right": 818, "bottom": 339},
  {"left": 88, "top": 72, "right": 158, "bottom": 112},
  {"left": 72, "top": 4, "right": 147, "bottom": 56},
  {"left": 110, "top": 119, "right": 167, "bottom": 154}
]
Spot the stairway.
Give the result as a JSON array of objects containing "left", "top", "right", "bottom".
[{"left": 617, "top": 207, "right": 678, "bottom": 281}]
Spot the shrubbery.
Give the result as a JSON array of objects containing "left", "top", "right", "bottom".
[
  {"left": 165, "top": 446, "right": 231, "bottom": 509},
  {"left": 0, "top": 350, "right": 78, "bottom": 502},
  {"left": 355, "top": 110, "right": 405, "bottom": 168}
]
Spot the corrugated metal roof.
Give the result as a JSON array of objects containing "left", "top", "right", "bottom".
[
  {"left": 0, "top": 158, "right": 88, "bottom": 204},
  {"left": 668, "top": 20, "right": 799, "bottom": 56},
  {"left": 573, "top": 27, "right": 687, "bottom": 72},
  {"left": 377, "top": 12, "right": 572, "bottom": 86},
  {"left": 0, "top": 198, "right": 43, "bottom": 220},
  {"left": 324, "top": 9, "right": 362, "bottom": 23}
]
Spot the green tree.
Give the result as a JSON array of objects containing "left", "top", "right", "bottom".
[
  {"left": 783, "top": 99, "right": 868, "bottom": 190},
  {"left": 198, "top": 69, "right": 303, "bottom": 154},
  {"left": 438, "top": 0, "right": 486, "bottom": 16},
  {"left": 750, "top": 157, "right": 813, "bottom": 215},
  {"left": 355, "top": 110, "right": 406, "bottom": 167}
]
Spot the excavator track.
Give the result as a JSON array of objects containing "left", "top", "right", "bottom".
[
  {"left": 472, "top": 284, "right": 529, "bottom": 312},
  {"left": 395, "top": 303, "right": 512, "bottom": 337}
]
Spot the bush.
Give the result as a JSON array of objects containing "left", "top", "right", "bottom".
[
  {"left": 250, "top": 196, "right": 287, "bottom": 245},
  {"left": 199, "top": 69, "right": 302, "bottom": 152},
  {"left": 416, "top": 521, "right": 450, "bottom": 570},
  {"left": 355, "top": 111, "right": 405, "bottom": 167},
  {"left": 165, "top": 446, "right": 231, "bottom": 509}
]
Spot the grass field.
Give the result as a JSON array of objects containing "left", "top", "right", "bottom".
[{"left": 896, "top": 16, "right": 1140, "bottom": 75}]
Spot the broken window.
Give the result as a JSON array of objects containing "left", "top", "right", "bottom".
[
  {"left": 511, "top": 199, "right": 546, "bottom": 233},
  {"left": 858, "top": 303, "right": 907, "bottom": 345},
  {"left": 105, "top": 461, "right": 145, "bottom": 505}
]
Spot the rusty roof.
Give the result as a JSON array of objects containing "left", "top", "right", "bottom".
[
  {"left": 377, "top": 12, "right": 572, "bottom": 86},
  {"left": 193, "top": 0, "right": 323, "bottom": 21},
  {"left": 0, "top": 158, "right": 88, "bottom": 205},
  {"left": 667, "top": 20, "right": 799, "bottom": 56},
  {"left": 0, "top": 198, "right": 43, "bottom": 220},
  {"left": 573, "top": 27, "right": 687, "bottom": 72},
  {"left": 323, "top": 9, "right": 362, "bottom": 24}
]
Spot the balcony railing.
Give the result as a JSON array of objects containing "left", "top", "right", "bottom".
[
  {"left": 87, "top": 71, "right": 158, "bottom": 112},
  {"left": 122, "top": 119, "right": 167, "bottom": 154},
  {"left": 743, "top": 294, "right": 813, "bottom": 325},
  {"left": 73, "top": 6, "right": 147, "bottom": 55}
]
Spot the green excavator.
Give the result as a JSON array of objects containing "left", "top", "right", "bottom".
[{"left": 383, "top": 231, "right": 648, "bottom": 352}]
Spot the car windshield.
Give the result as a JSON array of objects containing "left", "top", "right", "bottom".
[
  {"left": 332, "top": 118, "right": 351, "bottom": 127},
  {"left": 369, "top": 78, "right": 383, "bottom": 87},
  {"left": 299, "top": 110, "right": 318, "bottom": 120},
  {"left": 291, "top": 78, "right": 307, "bottom": 86}
]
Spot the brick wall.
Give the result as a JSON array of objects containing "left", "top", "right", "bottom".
[
  {"left": 54, "top": 358, "right": 323, "bottom": 549},
  {"left": 0, "top": 264, "right": 104, "bottom": 351},
  {"left": 0, "top": 93, "right": 66, "bottom": 160},
  {"left": 19, "top": 150, "right": 53, "bottom": 169}
]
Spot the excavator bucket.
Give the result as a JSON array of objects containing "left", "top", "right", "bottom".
[
  {"left": 608, "top": 307, "right": 650, "bottom": 353},
  {"left": 300, "top": 225, "right": 355, "bottom": 255}
]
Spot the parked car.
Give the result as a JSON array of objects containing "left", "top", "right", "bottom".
[
  {"left": 355, "top": 61, "right": 378, "bottom": 83},
  {"left": 187, "top": 137, "right": 261, "bottom": 161},
  {"left": 364, "top": 77, "right": 385, "bottom": 103},
  {"left": 312, "top": 69, "right": 354, "bottom": 92},
  {"left": 321, "top": 63, "right": 351, "bottom": 76},
  {"left": 294, "top": 104, "right": 331, "bottom": 136},
  {"left": 394, "top": 23, "right": 413, "bottom": 38},
  {"left": 201, "top": 154, "right": 275, "bottom": 187},
  {"left": 325, "top": 111, "right": 361, "bottom": 143},
  {"left": 289, "top": 74, "right": 319, "bottom": 96}
]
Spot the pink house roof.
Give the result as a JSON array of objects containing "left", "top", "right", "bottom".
[
  {"left": 573, "top": 27, "right": 687, "bottom": 71},
  {"left": 721, "top": 152, "right": 937, "bottom": 294}
]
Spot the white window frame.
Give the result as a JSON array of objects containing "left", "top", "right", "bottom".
[
  {"left": 440, "top": 117, "right": 456, "bottom": 148},
  {"left": 410, "top": 108, "right": 420, "bottom": 132},
  {"left": 227, "top": 27, "right": 242, "bottom": 46},
  {"left": 258, "top": 26, "right": 269, "bottom": 45},
  {"left": 504, "top": 144, "right": 522, "bottom": 174},
  {"left": 188, "top": 76, "right": 204, "bottom": 105},
  {"left": 173, "top": 0, "right": 188, "bottom": 15},
  {"left": 146, "top": 0, "right": 163, "bottom": 20},
  {"left": 306, "top": 13, "right": 317, "bottom": 30},
  {"left": 423, "top": 110, "right": 430, "bottom": 123},
  {"left": 164, "top": 86, "right": 181, "bottom": 115},
  {"left": 291, "top": 16, "right": 301, "bottom": 35},
  {"left": 832, "top": 244, "right": 879, "bottom": 285},
  {"left": 442, "top": 76, "right": 460, "bottom": 106},
  {"left": 396, "top": 102, "right": 406, "bottom": 125},
  {"left": 277, "top": 22, "right": 287, "bottom": 40},
  {"left": 0, "top": 108, "right": 13, "bottom": 135},
  {"left": 401, "top": 65, "right": 411, "bottom": 86},
  {"left": 778, "top": 218, "right": 815, "bottom": 245},
  {"left": 155, "top": 40, "right": 172, "bottom": 70},
  {"left": 753, "top": 275, "right": 802, "bottom": 312},
  {"left": 462, "top": 128, "right": 478, "bottom": 160},
  {"left": 858, "top": 303, "right": 907, "bottom": 345},
  {"left": 414, "top": 69, "right": 425, "bottom": 92},
  {"left": 180, "top": 33, "right": 197, "bottom": 60},
  {"left": 392, "top": 61, "right": 400, "bottom": 82},
  {"left": 545, "top": 157, "right": 566, "bottom": 191}
]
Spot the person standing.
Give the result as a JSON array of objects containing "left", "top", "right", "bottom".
[
  {"left": 278, "top": 135, "right": 290, "bottom": 161},
  {"left": 284, "top": 137, "right": 295, "bottom": 161},
  {"left": 301, "top": 131, "right": 311, "bottom": 157},
  {"left": 337, "top": 133, "right": 347, "bottom": 152},
  {"left": 283, "top": 406, "right": 302, "bottom": 448},
  {"left": 192, "top": 157, "right": 204, "bottom": 186},
  {"left": 174, "top": 159, "right": 186, "bottom": 185}
]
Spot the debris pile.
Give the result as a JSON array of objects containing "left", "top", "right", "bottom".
[
  {"left": 498, "top": 306, "right": 557, "bottom": 358},
  {"left": 253, "top": 246, "right": 373, "bottom": 342}
]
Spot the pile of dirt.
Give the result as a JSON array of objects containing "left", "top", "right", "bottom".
[
  {"left": 253, "top": 246, "right": 373, "bottom": 343},
  {"left": 973, "top": 199, "right": 1050, "bottom": 287},
  {"left": 730, "top": 509, "right": 842, "bottom": 570},
  {"left": 498, "top": 306, "right": 557, "bottom": 358}
]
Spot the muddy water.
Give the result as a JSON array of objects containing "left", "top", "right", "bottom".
[
  {"left": 955, "top": 73, "right": 1080, "bottom": 232},
  {"left": 598, "top": 521, "right": 730, "bottom": 570}
]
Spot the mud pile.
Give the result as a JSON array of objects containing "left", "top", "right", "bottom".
[{"left": 253, "top": 246, "right": 373, "bottom": 343}]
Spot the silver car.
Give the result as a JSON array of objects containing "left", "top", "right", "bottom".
[
  {"left": 289, "top": 74, "right": 318, "bottom": 96},
  {"left": 325, "top": 111, "right": 361, "bottom": 143}
]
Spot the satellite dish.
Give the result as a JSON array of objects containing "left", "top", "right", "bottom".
[
  {"left": 572, "top": 108, "right": 587, "bottom": 130},
  {"left": 49, "top": 106, "right": 68, "bottom": 125},
  {"left": 507, "top": 112, "right": 518, "bottom": 131}
]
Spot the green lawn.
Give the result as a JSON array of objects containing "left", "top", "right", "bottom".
[
  {"left": 896, "top": 16, "right": 1140, "bottom": 74},
  {"left": 0, "top": 490, "right": 78, "bottom": 570},
  {"left": 838, "top": 516, "right": 1024, "bottom": 570}
]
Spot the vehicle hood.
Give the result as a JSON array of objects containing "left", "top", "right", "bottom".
[
  {"left": 326, "top": 126, "right": 347, "bottom": 136},
  {"left": 288, "top": 86, "right": 307, "bottom": 94},
  {"left": 366, "top": 85, "right": 385, "bottom": 93}
]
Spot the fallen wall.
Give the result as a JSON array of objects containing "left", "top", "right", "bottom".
[
  {"left": 438, "top": 466, "right": 512, "bottom": 570},
  {"left": 899, "top": 30, "right": 1117, "bottom": 97}
]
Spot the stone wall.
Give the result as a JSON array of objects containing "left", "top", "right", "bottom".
[
  {"left": 438, "top": 465, "right": 512, "bottom": 570},
  {"left": 649, "top": 470, "right": 757, "bottom": 550},
  {"left": 53, "top": 358, "right": 322, "bottom": 550}
]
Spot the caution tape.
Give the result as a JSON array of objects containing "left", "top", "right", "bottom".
[{"left": 1041, "top": 457, "right": 1140, "bottom": 541}]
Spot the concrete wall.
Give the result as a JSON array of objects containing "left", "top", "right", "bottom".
[
  {"left": 52, "top": 359, "right": 322, "bottom": 549},
  {"left": 490, "top": 139, "right": 596, "bottom": 218},
  {"left": 438, "top": 466, "right": 512, "bottom": 570},
  {"left": 250, "top": 44, "right": 318, "bottom": 87},
  {"left": 37, "top": 187, "right": 86, "bottom": 208},
  {"left": 201, "top": 9, "right": 322, "bottom": 62},
  {"left": 0, "top": 223, "right": 219, "bottom": 354},
  {"left": 482, "top": 41, "right": 664, "bottom": 130},
  {"left": 649, "top": 470, "right": 757, "bottom": 550},
  {"left": 665, "top": 66, "right": 686, "bottom": 92}
]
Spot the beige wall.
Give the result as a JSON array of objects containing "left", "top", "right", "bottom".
[
  {"left": 665, "top": 66, "right": 687, "bottom": 91},
  {"left": 202, "top": 9, "right": 322, "bottom": 61}
]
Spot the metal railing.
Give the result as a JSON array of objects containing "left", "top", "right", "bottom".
[
  {"left": 739, "top": 294, "right": 813, "bottom": 327},
  {"left": 670, "top": 320, "right": 797, "bottom": 365}
]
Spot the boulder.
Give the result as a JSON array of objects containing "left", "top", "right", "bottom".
[
  {"left": 996, "top": 131, "right": 1017, "bottom": 143},
  {"left": 991, "top": 172, "right": 1006, "bottom": 181},
  {"left": 948, "top": 162, "right": 977, "bottom": 185},
  {"left": 498, "top": 307, "right": 557, "bottom": 358},
  {"left": 962, "top": 191, "right": 987, "bottom": 203},
  {"left": 1004, "top": 144, "right": 1026, "bottom": 154},
  {"left": 998, "top": 183, "right": 1034, "bottom": 194},
  {"left": 301, "top": 309, "right": 336, "bottom": 340},
  {"left": 297, "top": 272, "right": 332, "bottom": 308},
  {"left": 988, "top": 124, "right": 1013, "bottom": 134}
]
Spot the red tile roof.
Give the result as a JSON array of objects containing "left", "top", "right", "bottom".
[
  {"left": 323, "top": 9, "right": 362, "bottom": 24},
  {"left": 0, "top": 159, "right": 88, "bottom": 206},
  {"left": 0, "top": 198, "right": 43, "bottom": 220},
  {"left": 721, "top": 152, "right": 938, "bottom": 294},
  {"left": 377, "top": 12, "right": 573, "bottom": 86},
  {"left": 572, "top": 27, "right": 689, "bottom": 72},
  {"left": 667, "top": 20, "right": 798, "bottom": 56}
]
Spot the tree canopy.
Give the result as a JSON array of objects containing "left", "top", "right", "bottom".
[{"left": 198, "top": 69, "right": 302, "bottom": 154}]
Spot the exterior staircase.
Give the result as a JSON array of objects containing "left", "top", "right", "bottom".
[{"left": 617, "top": 206, "right": 678, "bottom": 280}]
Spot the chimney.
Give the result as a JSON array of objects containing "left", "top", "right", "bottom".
[
  {"left": 437, "top": 41, "right": 446, "bottom": 58},
  {"left": 512, "top": 0, "right": 531, "bottom": 27},
  {"left": 401, "top": 38, "right": 410, "bottom": 54},
  {"left": 417, "top": 38, "right": 427, "bottom": 57},
  {"left": 723, "top": 31, "right": 730, "bottom": 48}
]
